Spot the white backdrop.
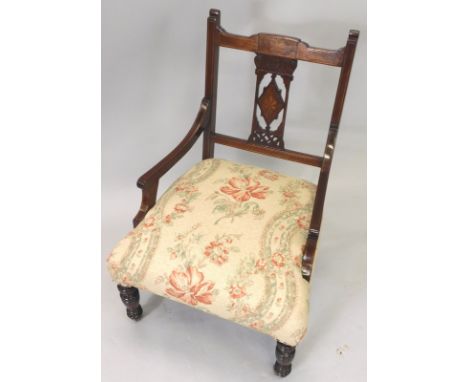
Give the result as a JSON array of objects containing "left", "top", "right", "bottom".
[{"left": 102, "top": 1, "right": 366, "bottom": 381}]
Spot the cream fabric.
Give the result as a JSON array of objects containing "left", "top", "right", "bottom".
[{"left": 107, "top": 158, "right": 316, "bottom": 346}]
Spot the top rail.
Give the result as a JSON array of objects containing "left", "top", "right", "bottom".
[{"left": 216, "top": 27, "right": 345, "bottom": 67}]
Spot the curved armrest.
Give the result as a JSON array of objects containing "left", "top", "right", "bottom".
[{"left": 132, "top": 98, "right": 210, "bottom": 227}]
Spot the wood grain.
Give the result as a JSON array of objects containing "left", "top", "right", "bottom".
[
  {"left": 217, "top": 27, "right": 345, "bottom": 67},
  {"left": 213, "top": 133, "right": 323, "bottom": 167}
]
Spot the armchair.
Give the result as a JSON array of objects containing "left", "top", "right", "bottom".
[{"left": 107, "top": 9, "right": 359, "bottom": 377}]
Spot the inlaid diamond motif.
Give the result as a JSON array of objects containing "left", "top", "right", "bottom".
[{"left": 258, "top": 77, "right": 285, "bottom": 126}]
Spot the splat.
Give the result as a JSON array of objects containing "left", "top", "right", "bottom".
[{"left": 248, "top": 54, "right": 297, "bottom": 149}]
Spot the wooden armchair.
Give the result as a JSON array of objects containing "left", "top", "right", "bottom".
[{"left": 107, "top": 9, "right": 359, "bottom": 377}]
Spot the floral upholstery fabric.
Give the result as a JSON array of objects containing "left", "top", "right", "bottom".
[{"left": 107, "top": 158, "right": 316, "bottom": 346}]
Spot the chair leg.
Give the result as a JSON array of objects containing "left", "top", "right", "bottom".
[
  {"left": 273, "top": 340, "right": 296, "bottom": 377},
  {"left": 117, "top": 284, "right": 143, "bottom": 320}
]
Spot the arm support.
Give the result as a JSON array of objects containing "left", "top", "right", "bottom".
[
  {"left": 301, "top": 125, "right": 337, "bottom": 280},
  {"left": 132, "top": 98, "right": 210, "bottom": 227}
]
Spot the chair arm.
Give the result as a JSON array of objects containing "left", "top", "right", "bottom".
[
  {"left": 132, "top": 98, "right": 210, "bottom": 227},
  {"left": 301, "top": 124, "right": 337, "bottom": 281}
]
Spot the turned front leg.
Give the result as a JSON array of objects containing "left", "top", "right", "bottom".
[
  {"left": 117, "top": 285, "right": 143, "bottom": 320},
  {"left": 274, "top": 340, "right": 296, "bottom": 377}
]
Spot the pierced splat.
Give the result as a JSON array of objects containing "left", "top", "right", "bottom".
[{"left": 248, "top": 54, "right": 298, "bottom": 149}]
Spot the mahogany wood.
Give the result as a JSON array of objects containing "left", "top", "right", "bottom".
[
  {"left": 202, "top": 9, "right": 220, "bottom": 159},
  {"left": 217, "top": 28, "right": 345, "bottom": 67},
  {"left": 274, "top": 341, "right": 296, "bottom": 377},
  {"left": 212, "top": 133, "right": 323, "bottom": 167},
  {"left": 248, "top": 54, "right": 297, "bottom": 148},
  {"left": 117, "top": 285, "right": 143, "bottom": 320}
]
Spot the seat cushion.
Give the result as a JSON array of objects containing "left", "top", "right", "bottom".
[{"left": 107, "top": 158, "right": 316, "bottom": 346}]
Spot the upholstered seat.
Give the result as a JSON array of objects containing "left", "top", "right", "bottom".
[{"left": 108, "top": 158, "right": 316, "bottom": 346}]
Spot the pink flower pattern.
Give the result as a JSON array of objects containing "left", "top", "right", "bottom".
[
  {"left": 220, "top": 177, "right": 269, "bottom": 202},
  {"left": 166, "top": 266, "right": 215, "bottom": 306}
]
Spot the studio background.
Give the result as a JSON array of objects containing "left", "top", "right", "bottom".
[{"left": 102, "top": 1, "right": 366, "bottom": 381}]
